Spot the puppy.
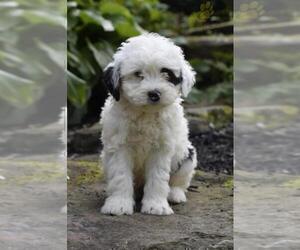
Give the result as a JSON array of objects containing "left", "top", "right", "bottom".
[{"left": 100, "top": 33, "right": 197, "bottom": 215}]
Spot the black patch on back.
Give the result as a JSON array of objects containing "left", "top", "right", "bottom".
[
  {"left": 186, "top": 147, "right": 194, "bottom": 161},
  {"left": 103, "top": 66, "right": 120, "bottom": 101},
  {"left": 161, "top": 68, "right": 183, "bottom": 85},
  {"left": 174, "top": 146, "right": 195, "bottom": 173}
]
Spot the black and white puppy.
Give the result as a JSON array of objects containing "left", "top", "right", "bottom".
[{"left": 100, "top": 33, "right": 197, "bottom": 215}]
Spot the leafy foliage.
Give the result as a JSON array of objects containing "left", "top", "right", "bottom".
[
  {"left": 67, "top": 0, "right": 233, "bottom": 126},
  {"left": 0, "top": 0, "right": 66, "bottom": 125},
  {"left": 0, "top": 0, "right": 233, "bottom": 127}
]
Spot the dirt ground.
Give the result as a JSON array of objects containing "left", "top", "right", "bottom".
[
  {"left": 67, "top": 155, "right": 233, "bottom": 250},
  {"left": 235, "top": 121, "right": 300, "bottom": 174},
  {"left": 235, "top": 170, "right": 300, "bottom": 249},
  {"left": 0, "top": 158, "right": 67, "bottom": 250}
]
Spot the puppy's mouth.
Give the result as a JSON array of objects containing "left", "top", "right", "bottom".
[{"left": 148, "top": 99, "right": 160, "bottom": 105}]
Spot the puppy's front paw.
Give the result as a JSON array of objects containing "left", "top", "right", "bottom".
[
  {"left": 168, "top": 187, "right": 187, "bottom": 204},
  {"left": 141, "top": 199, "right": 174, "bottom": 215},
  {"left": 101, "top": 196, "right": 134, "bottom": 215}
]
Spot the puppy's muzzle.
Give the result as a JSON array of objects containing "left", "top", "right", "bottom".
[{"left": 148, "top": 90, "right": 161, "bottom": 103}]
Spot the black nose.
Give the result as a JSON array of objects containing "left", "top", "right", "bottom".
[{"left": 148, "top": 90, "right": 161, "bottom": 102}]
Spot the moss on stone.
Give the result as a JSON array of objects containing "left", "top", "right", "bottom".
[
  {"left": 0, "top": 160, "right": 65, "bottom": 186},
  {"left": 68, "top": 160, "right": 104, "bottom": 186},
  {"left": 223, "top": 177, "right": 233, "bottom": 188},
  {"left": 186, "top": 105, "right": 233, "bottom": 128},
  {"left": 282, "top": 178, "right": 300, "bottom": 188}
]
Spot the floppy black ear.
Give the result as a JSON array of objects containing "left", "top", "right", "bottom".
[{"left": 103, "top": 65, "right": 121, "bottom": 101}]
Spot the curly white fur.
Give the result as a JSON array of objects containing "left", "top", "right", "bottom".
[{"left": 100, "top": 33, "right": 197, "bottom": 215}]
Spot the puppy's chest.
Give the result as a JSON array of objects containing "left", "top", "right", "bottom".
[
  {"left": 127, "top": 115, "right": 162, "bottom": 151},
  {"left": 127, "top": 115, "right": 164, "bottom": 176}
]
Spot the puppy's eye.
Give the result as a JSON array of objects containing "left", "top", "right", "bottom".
[
  {"left": 161, "top": 68, "right": 182, "bottom": 85},
  {"left": 161, "top": 71, "right": 170, "bottom": 81},
  {"left": 161, "top": 68, "right": 172, "bottom": 81},
  {"left": 134, "top": 71, "right": 144, "bottom": 79}
]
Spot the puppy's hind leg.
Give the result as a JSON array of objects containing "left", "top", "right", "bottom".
[{"left": 168, "top": 146, "right": 197, "bottom": 204}]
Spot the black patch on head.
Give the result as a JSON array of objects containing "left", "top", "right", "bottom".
[
  {"left": 103, "top": 66, "right": 120, "bottom": 101},
  {"left": 174, "top": 146, "right": 195, "bottom": 174},
  {"left": 161, "top": 68, "right": 183, "bottom": 85}
]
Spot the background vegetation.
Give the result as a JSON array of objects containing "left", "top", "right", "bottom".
[
  {"left": 0, "top": 0, "right": 66, "bottom": 127},
  {"left": 1, "top": 1, "right": 298, "bottom": 131},
  {"left": 234, "top": 0, "right": 300, "bottom": 129},
  {"left": 0, "top": 0, "right": 233, "bottom": 128},
  {"left": 67, "top": 0, "right": 233, "bottom": 127}
]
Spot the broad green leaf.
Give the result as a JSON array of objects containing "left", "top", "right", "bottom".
[
  {"left": 76, "top": 49, "right": 96, "bottom": 77},
  {"left": 149, "top": 9, "right": 161, "bottom": 21},
  {"left": 99, "top": 2, "right": 132, "bottom": 20},
  {"left": 87, "top": 40, "right": 113, "bottom": 69},
  {"left": 67, "top": 1, "right": 77, "bottom": 8},
  {"left": 186, "top": 87, "right": 203, "bottom": 103},
  {"left": 190, "top": 59, "right": 211, "bottom": 73},
  {"left": 67, "top": 71, "right": 90, "bottom": 107},
  {"left": 0, "top": 12, "right": 18, "bottom": 32},
  {"left": 18, "top": 9, "right": 66, "bottom": 28},
  {"left": 0, "top": 1, "right": 19, "bottom": 8},
  {"left": 0, "top": 69, "right": 38, "bottom": 107},
  {"left": 235, "top": 59, "right": 258, "bottom": 73},
  {"left": 115, "top": 21, "right": 140, "bottom": 38},
  {"left": 36, "top": 40, "right": 66, "bottom": 70},
  {"left": 79, "top": 10, "right": 114, "bottom": 31},
  {"left": 134, "top": 22, "right": 146, "bottom": 34},
  {"left": 0, "top": 50, "right": 22, "bottom": 64},
  {"left": 67, "top": 51, "right": 80, "bottom": 68}
]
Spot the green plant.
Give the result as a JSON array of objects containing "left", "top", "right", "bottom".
[
  {"left": 0, "top": 0, "right": 66, "bottom": 107},
  {"left": 67, "top": 0, "right": 233, "bottom": 126}
]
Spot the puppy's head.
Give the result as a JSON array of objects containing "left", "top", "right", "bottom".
[{"left": 104, "top": 33, "right": 195, "bottom": 107}]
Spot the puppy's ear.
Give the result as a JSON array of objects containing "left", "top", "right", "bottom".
[
  {"left": 103, "top": 64, "right": 121, "bottom": 101},
  {"left": 181, "top": 60, "right": 196, "bottom": 98}
]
